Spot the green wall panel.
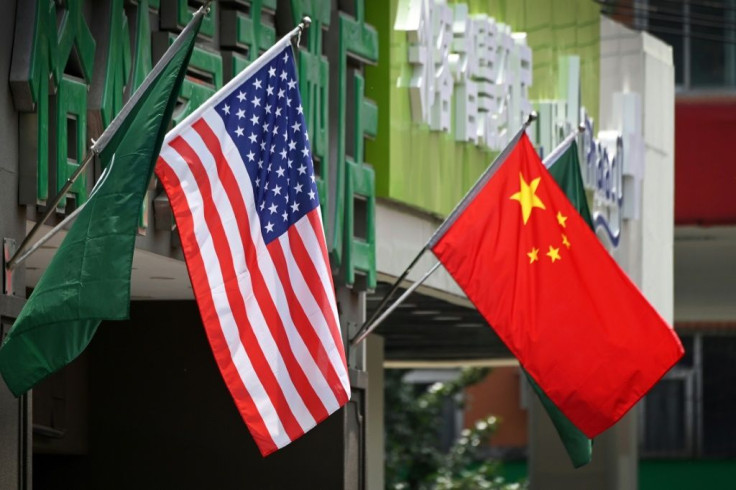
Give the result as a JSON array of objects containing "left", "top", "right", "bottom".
[
  {"left": 366, "top": 0, "right": 600, "bottom": 217},
  {"left": 639, "top": 460, "right": 736, "bottom": 490},
  {"left": 496, "top": 458, "right": 736, "bottom": 488}
]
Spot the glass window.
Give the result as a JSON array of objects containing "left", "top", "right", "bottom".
[
  {"left": 648, "top": 0, "right": 685, "bottom": 85},
  {"left": 702, "top": 336, "right": 736, "bottom": 457},
  {"left": 640, "top": 334, "right": 736, "bottom": 459},
  {"left": 612, "top": 0, "right": 736, "bottom": 89},
  {"left": 690, "top": 4, "right": 727, "bottom": 87},
  {"left": 642, "top": 377, "right": 690, "bottom": 455}
]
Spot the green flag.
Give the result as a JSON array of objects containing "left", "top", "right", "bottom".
[
  {"left": 524, "top": 139, "right": 594, "bottom": 468},
  {"left": 0, "top": 11, "right": 203, "bottom": 396}
]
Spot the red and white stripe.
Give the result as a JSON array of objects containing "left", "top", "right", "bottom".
[{"left": 155, "top": 109, "right": 350, "bottom": 456}]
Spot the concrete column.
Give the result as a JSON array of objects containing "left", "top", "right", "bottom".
[
  {"left": 339, "top": 286, "right": 368, "bottom": 490},
  {"left": 0, "top": 0, "right": 30, "bottom": 485},
  {"left": 366, "top": 335, "right": 385, "bottom": 490},
  {"left": 0, "top": 298, "right": 31, "bottom": 490},
  {"left": 529, "top": 394, "right": 637, "bottom": 490}
]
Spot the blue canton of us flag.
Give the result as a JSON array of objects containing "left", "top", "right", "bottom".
[{"left": 216, "top": 46, "right": 318, "bottom": 244}]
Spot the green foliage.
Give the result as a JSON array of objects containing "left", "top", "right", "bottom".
[{"left": 385, "top": 368, "right": 527, "bottom": 490}]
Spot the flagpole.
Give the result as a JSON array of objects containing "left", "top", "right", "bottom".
[
  {"left": 352, "top": 262, "right": 441, "bottom": 346},
  {"left": 543, "top": 123, "right": 585, "bottom": 168},
  {"left": 5, "top": 150, "right": 96, "bottom": 271},
  {"left": 8, "top": 202, "right": 87, "bottom": 269},
  {"left": 427, "top": 112, "right": 537, "bottom": 249},
  {"left": 350, "top": 112, "right": 538, "bottom": 346},
  {"left": 162, "top": 19, "right": 310, "bottom": 143},
  {"left": 3, "top": 2, "right": 225, "bottom": 272},
  {"left": 93, "top": 2, "right": 211, "bottom": 154}
]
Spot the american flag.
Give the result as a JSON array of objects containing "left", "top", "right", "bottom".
[{"left": 155, "top": 44, "right": 350, "bottom": 456}]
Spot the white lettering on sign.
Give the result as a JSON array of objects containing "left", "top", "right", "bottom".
[
  {"left": 531, "top": 57, "right": 642, "bottom": 250},
  {"left": 449, "top": 3, "right": 478, "bottom": 144},
  {"left": 583, "top": 115, "right": 624, "bottom": 246},
  {"left": 431, "top": 2, "right": 454, "bottom": 132},
  {"left": 396, "top": 0, "right": 532, "bottom": 150},
  {"left": 475, "top": 14, "right": 500, "bottom": 149},
  {"left": 580, "top": 94, "right": 643, "bottom": 249},
  {"left": 395, "top": 0, "right": 434, "bottom": 124}
]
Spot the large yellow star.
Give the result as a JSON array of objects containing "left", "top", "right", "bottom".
[
  {"left": 546, "top": 246, "right": 561, "bottom": 263},
  {"left": 510, "top": 173, "right": 546, "bottom": 224},
  {"left": 527, "top": 247, "right": 539, "bottom": 264}
]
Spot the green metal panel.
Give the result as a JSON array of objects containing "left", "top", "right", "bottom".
[
  {"left": 55, "top": 77, "right": 89, "bottom": 210},
  {"left": 131, "top": 0, "right": 154, "bottom": 92},
  {"left": 497, "top": 459, "right": 736, "bottom": 489},
  {"left": 343, "top": 73, "right": 377, "bottom": 289},
  {"left": 334, "top": 3, "right": 379, "bottom": 290},
  {"left": 220, "top": 1, "right": 277, "bottom": 90},
  {"left": 99, "top": 0, "right": 132, "bottom": 128},
  {"left": 366, "top": 0, "right": 600, "bottom": 217},
  {"left": 13, "top": 1, "right": 60, "bottom": 203},
  {"left": 54, "top": 0, "right": 95, "bottom": 210},
  {"left": 56, "top": 0, "right": 96, "bottom": 84},
  {"left": 639, "top": 460, "right": 736, "bottom": 490},
  {"left": 290, "top": 0, "right": 331, "bottom": 220},
  {"left": 168, "top": 34, "right": 223, "bottom": 125},
  {"left": 161, "top": 0, "right": 216, "bottom": 38}
]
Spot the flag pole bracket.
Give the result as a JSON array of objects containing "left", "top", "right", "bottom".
[
  {"left": 293, "top": 16, "right": 311, "bottom": 47},
  {"left": 3, "top": 238, "right": 16, "bottom": 296}
]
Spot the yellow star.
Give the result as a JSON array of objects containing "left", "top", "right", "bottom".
[
  {"left": 562, "top": 234, "right": 571, "bottom": 248},
  {"left": 527, "top": 247, "right": 539, "bottom": 264},
  {"left": 510, "top": 173, "right": 546, "bottom": 225},
  {"left": 557, "top": 211, "right": 567, "bottom": 228},
  {"left": 546, "top": 246, "right": 561, "bottom": 263}
]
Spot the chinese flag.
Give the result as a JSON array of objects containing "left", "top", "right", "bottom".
[{"left": 431, "top": 133, "right": 683, "bottom": 437}]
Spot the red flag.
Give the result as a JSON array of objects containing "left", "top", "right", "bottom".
[
  {"left": 431, "top": 133, "right": 683, "bottom": 437},
  {"left": 155, "top": 43, "right": 349, "bottom": 455}
]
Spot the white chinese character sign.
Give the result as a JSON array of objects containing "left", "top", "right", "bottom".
[{"left": 395, "top": 0, "right": 532, "bottom": 151}]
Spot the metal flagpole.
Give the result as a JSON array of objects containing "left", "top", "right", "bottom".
[
  {"left": 7, "top": 152, "right": 119, "bottom": 269},
  {"left": 9, "top": 203, "right": 87, "bottom": 271},
  {"left": 350, "top": 112, "right": 538, "bottom": 346},
  {"left": 5, "top": 150, "right": 96, "bottom": 271},
  {"left": 352, "top": 244, "right": 429, "bottom": 343},
  {"left": 542, "top": 123, "right": 585, "bottom": 168},
  {"left": 3, "top": 1, "right": 243, "bottom": 272},
  {"left": 351, "top": 262, "right": 441, "bottom": 346}
]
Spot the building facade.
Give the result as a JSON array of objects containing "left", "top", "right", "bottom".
[
  {"left": 604, "top": 1, "right": 736, "bottom": 487},
  {"left": 0, "top": 0, "right": 709, "bottom": 489},
  {"left": 1, "top": 1, "right": 381, "bottom": 488}
]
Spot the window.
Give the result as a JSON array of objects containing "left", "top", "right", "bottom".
[
  {"left": 642, "top": 372, "right": 693, "bottom": 456},
  {"left": 640, "top": 333, "right": 736, "bottom": 458},
  {"left": 701, "top": 335, "right": 736, "bottom": 456},
  {"left": 601, "top": 0, "right": 736, "bottom": 90}
]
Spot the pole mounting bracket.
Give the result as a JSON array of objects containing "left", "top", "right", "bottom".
[{"left": 3, "top": 238, "right": 16, "bottom": 296}]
